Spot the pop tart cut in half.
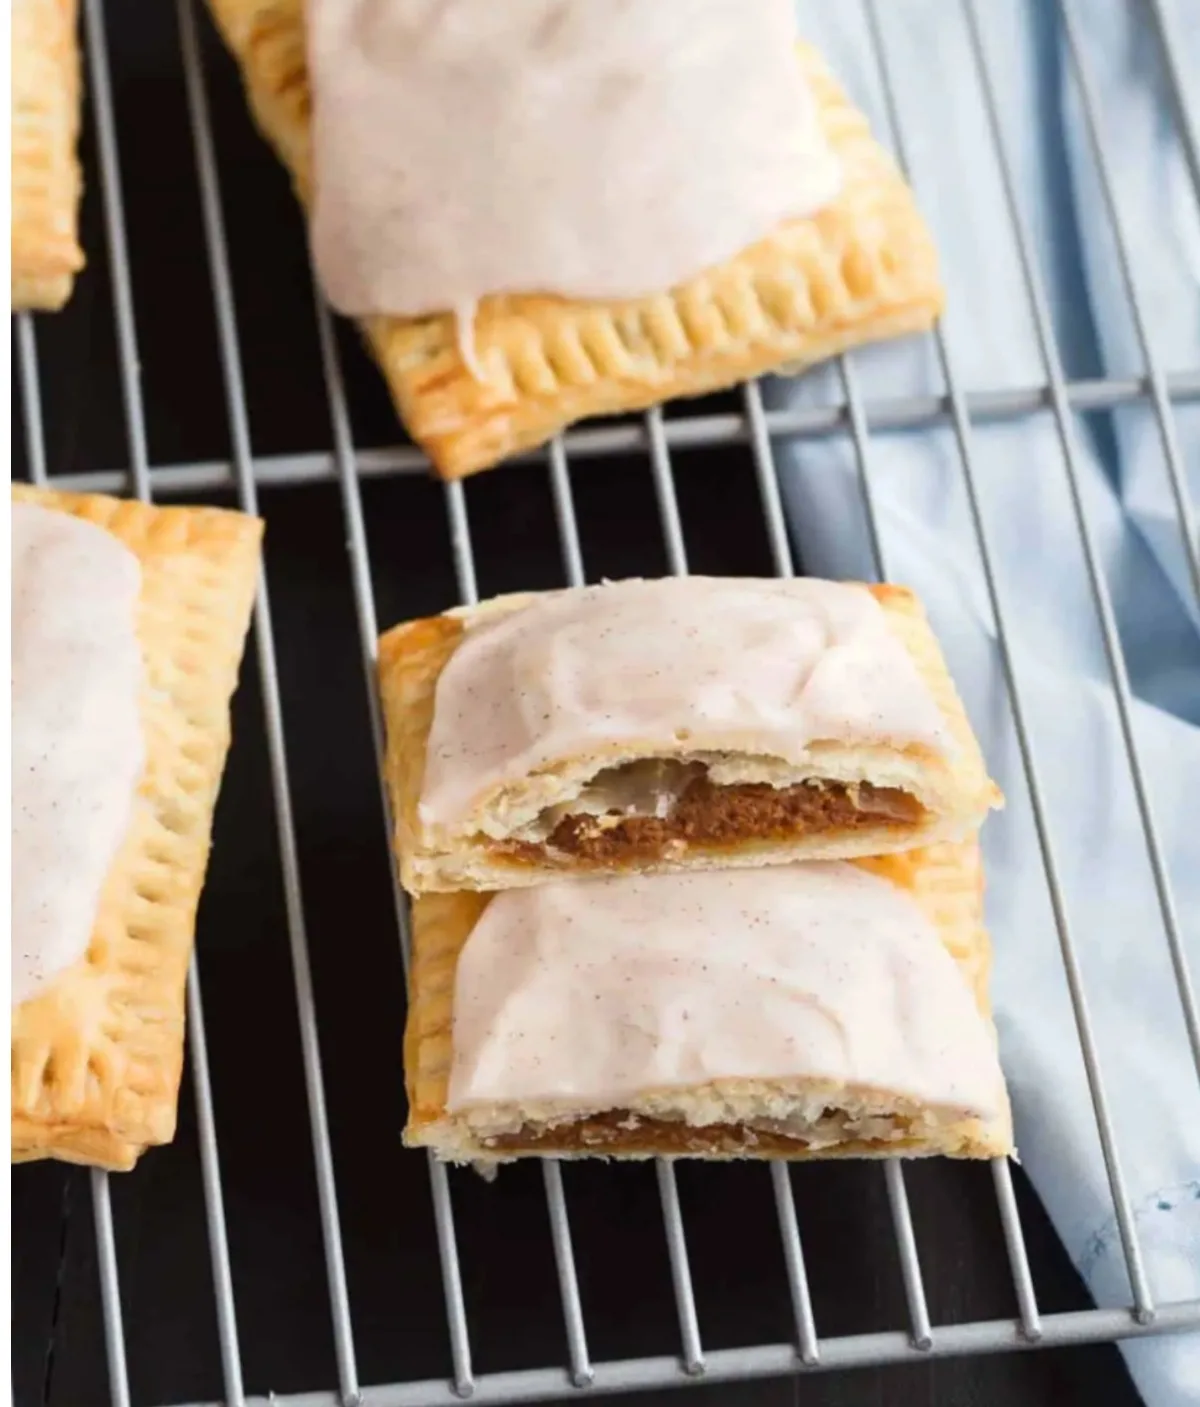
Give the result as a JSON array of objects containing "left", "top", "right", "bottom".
[
  {"left": 404, "top": 842, "right": 1013, "bottom": 1163},
  {"left": 379, "top": 577, "right": 1002, "bottom": 895}
]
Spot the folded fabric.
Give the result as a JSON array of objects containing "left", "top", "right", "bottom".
[{"left": 774, "top": 4, "right": 1200, "bottom": 1404}]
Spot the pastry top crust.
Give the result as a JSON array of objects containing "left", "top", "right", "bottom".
[
  {"left": 205, "top": 0, "right": 943, "bottom": 478},
  {"left": 377, "top": 580, "right": 1002, "bottom": 894},
  {"left": 10, "top": 485, "right": 262, "bottom": 1170},
  {"left": 404, "top": 840, "right": 1013, "bottom": 1163},
  {"left": 12, "top": 0, "right": 86, "bottom": 311}
]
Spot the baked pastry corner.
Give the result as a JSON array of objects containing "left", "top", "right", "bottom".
[{"left": 12, "top": 0, "right": 86, "bottom": 312}]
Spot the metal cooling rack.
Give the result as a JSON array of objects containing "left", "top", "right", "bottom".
[{"left": 11, "top": 0, "right": 1200, "bottom": 1404}]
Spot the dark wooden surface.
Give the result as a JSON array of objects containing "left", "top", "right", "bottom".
[{"left": 11, "top": 5, "right": 1148, "bottom": 1406}]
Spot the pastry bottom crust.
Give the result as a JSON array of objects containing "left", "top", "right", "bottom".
[{"left": 11, "top": 1117, "right": 144, "bottom": 1173}]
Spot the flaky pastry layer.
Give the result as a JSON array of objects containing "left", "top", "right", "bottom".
[
  {"left": 378, "top": 581, "right": 1002, "bottom": 895},
  {"left": 205, "top": 0, "right": 943, "bottom": 478},
  {"left": 12, "top": 0, "right": 86, "bottom": 311},
  {"left": 404, "top": 841, "right": 1013, "bottom": 1164},
  {"left": 10, "top": 485, "right": 262, "bottom": 1170}
]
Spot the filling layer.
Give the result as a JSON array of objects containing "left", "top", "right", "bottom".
[
  {"left": 480, "top": 1107, "right": 931, "bottom": 1155},
  {"left": 496, "top": 762, "right": 925, "bottom": 864}
]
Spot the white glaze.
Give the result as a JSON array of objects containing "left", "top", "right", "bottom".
[
  {"left": 11, "top": 503, "right": 144, "bottom": 1006},
  {"left": 447, "top": 862, "right": 1003, "bottom": 1121},
  {"left": 307, "top": 0, "right": 841, "bottom": 327},
  {"left": 418, "top": 577, "right": 952, "bottom": 830}
]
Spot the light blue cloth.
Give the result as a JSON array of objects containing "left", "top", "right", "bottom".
[{"left": 777, "top": 4, "right": 1200, "bottom": 1403}]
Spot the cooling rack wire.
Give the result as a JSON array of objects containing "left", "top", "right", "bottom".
[{"left": 10, "top": 0, "right": 1200, "bottom": 1404}]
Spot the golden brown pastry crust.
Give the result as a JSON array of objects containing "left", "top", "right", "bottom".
[
  {"left": 404, "top": 841, "right": 1013, "bottom": 1163},
  {"left": 378, "top": 581, "right": 1002, "bottom": 895},
  {"left": 12, "top": 0, "right": 86, "bottom": 311},
  {"left": 204, "top": 0, "right": 943, "bottom": 478},
  {"left": 10, "top": 486, "right": 262, "bottom": 1170}
]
